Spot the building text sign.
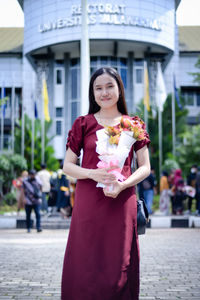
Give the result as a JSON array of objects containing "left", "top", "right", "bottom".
[{"left": 38, "top": 3, "right": 162, "bottom": 33}]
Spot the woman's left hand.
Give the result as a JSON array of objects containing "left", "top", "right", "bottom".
[{"left": 103, "top": 180, "right": 124, "bottom": 198}]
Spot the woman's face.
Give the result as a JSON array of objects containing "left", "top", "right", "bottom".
[{"left": 93, "top": 73, "right": 119, "bottom": 110}]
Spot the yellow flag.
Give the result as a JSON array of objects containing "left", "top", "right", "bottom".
[
  {"left": 144, "top": 63, "right": 150, "bottom": 111},
  {"left": 42, "top": 76, "right": 50, "bottom": 122}
]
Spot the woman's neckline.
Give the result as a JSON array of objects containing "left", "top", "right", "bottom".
[{"left": 92, "top": 113, "right": 123, "bottom": 128}]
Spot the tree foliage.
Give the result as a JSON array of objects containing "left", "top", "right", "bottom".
[
  {"left": 176, "top": 124, "right": 200, "bottom": 175},
  {"left": 189, "top": 56, "right": 200, "bottom": 84},
  {"left": 0, "top": 153, "right": 27, "bottom": 202},
  {"left": 136, "top": 93, "right": 188, "bottom": 177},
  {"left": 14, "top": 114, "right": 59, "bottom": 171}
]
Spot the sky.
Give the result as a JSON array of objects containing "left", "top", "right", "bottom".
[{"left": 0, "top": 0, "right": 200, "bottom": 27}]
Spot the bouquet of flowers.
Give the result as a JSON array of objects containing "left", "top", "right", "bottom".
[{"left": 96, "top": 116, "right": 147, "bottom": 190}]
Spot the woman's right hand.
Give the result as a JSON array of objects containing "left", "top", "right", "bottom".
[{"left": 88, "top": 168, "right": 117, "bottom": 185}]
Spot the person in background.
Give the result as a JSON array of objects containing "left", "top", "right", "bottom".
[
  {"left": 13, "top": 170, "right": 28, "bottom": 215},
  {"left": 37, "top": 164, "right": 51, "bottom": 214},
  {"left": 23, "top": 170, "right": 42, "bottom": 233},
  {"left": 186, "top": 165, "right": 198, "bottom": 215},
  {"left": 171, "top": 178, "right": 187, "bottom": 215},
  {"left": 67, "top": 175, "right": 76, "bottom": 211},
  {"left": 48, "top": 172, "right": 58, "bottom": 214},
  {"left": 159, "top": 171, "right": 170, "bottom": 215},
  {"left": 57, "top": 169, "right": 71, "bottom": 218},
  {"left": 141, "top": 166, "right": 156, "bottom": 214},
  {"left": 195, "top": 167, "right": 200, "bottom": 217}
]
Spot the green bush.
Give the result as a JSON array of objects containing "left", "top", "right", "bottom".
[
  {"left": 0, "top": 153, "right": 27, "bottom": 205},
  {"left": 3, "top": 191, "right": 17, "bottom": 206}
]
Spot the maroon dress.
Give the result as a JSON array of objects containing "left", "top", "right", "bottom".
[{"left": 61, "top": 114, "right": 150, "bottom": 300}]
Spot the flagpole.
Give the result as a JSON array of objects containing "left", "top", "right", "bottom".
[
  {"left": 41, "top": 72, "right": 45, "bottom": 165},
  {"left": 80, "top": 0, "right": 90, "bottom": 116},
  {"left": 155, "top": 62, "right": 167, "bottom": 179},
  {"left": 172, "top": 81, "right": 176, "bottom": 157},
  {"left": 0, "top": 86, "right": 4, "bottom": 151},
  {"left": 144, "top": 105, "right": 148, "bottom": 131},
  {"left": 31, "top": 93, "right": 35, "bottom": 169},
  {"left": 11, "top": 74, "right": 15, "bottom": 153},
  {"left": 158, "top": 108, "right": 162, "bottom": 179},
  {"left": 21, "top": 95, "right": 25, "bottom": 157},
  {"left": 143, "top": 61, "right": 150, "bottom": 130}
]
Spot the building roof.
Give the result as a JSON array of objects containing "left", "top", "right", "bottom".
[
  {"left": 179, "top": 26, "right": 200, "bottom": 52},
  {"left": 0, "top": 28, "right": 23, "bottom": 53}
]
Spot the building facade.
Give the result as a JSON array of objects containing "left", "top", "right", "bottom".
[{"left": 0, "top": 0, "right": 199, "bottom": 160}]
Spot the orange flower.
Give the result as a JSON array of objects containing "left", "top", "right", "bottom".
[{"left": 105, "top": 116, "right": 146, "bottom": 145}]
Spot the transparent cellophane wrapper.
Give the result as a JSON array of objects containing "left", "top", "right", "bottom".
[{"left": 96, "top": 129, "right": 136, "bottom": 191}]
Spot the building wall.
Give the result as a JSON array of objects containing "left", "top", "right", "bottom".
[
  {"left": 0, "top": 56, "right": 22, "bottom": 87},
  {"left": 178, "top": 55, "right": 199, "bottom": 86}
]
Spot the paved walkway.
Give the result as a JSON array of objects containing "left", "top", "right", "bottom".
[{"left": 0, "top": 228, "right": 200, "bottom": 299}]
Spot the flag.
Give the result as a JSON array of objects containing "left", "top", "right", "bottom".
[
  {"left": 42, "top": 76, "right": 50, "bottom": 122},
  {"left": 0, "top": 87, "right": 8, "bottom": 118},
  {"left": 155, "top": 62, "right": 167, "bottom": 112},
  {"left": 34, "top": 101, "right": 38, "bottom": 119},
  {"left": 174, "top": 75, "right": 182, "bottom": 110},
  {"left": 143, "top": 62, "right": 150, "bottom": 111}
]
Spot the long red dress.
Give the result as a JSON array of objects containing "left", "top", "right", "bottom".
[{"left": 61, "top": 114, "right": 150, "bottom": 300}]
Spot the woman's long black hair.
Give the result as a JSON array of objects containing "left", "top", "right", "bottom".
[{"left": 88, "top": 67, "right": 128, "bottom": 115}]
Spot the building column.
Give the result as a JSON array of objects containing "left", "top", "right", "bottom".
[
  {"left": 64, "top": 53, "right": 70, "bottom": 139},
  {"left": 127, "top": 52, "right": 134, "bottom": 113}
]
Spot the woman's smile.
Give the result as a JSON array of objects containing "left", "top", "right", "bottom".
[{"left": 93, "top": 73, "right": 119, "bottom": 109}]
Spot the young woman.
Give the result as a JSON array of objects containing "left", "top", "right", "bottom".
[{"left": 61, "top": 67, "right": 150, "bottom": 300}]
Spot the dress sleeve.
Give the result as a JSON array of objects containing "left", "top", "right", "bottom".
[
  {"left": 66, "top": 116, "right": 86, "bottom": 157},
  {"left": 131, "top": 116, "right": 151, "bottom": 152}
]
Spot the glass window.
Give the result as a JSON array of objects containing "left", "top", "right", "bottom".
[
  {"left": 55, "top": 60, "right": 64, "bottom": 66},
  {"left": 197, "top": 93, "right": 200, "bottom": 106},
  {"left": 90, "top": 67, "right": 97, "bottom": 76},
  {"left": 56, "top": 107, "right": 63, "bottom": 117},
  {"left": 91, "top": 57, "right": 97, "bottom": 66},
  {"left": 187, "top": 92, "right": 194, "bottom": 106},
  {"left": 120, "top": 58, "right": 127, "bottom": 66},
  {"left": 56, "top": 69, "right": 62, "bottom": 84},
  {"left": 111, "top": 57, "right": 117, "bottom": 66},
  {"left": 120, "top": 68, "right": 127, "bottom": 89},
  {"left": 71, "top": 69, "right": 78, "bottom": 99},
  {"left": 136, "top": 69, "right": 143, "bottom": 84},
  {"left": 71, "top": 58, "right": 79, "bottom": 67},
  {"left": 100, "top": 56, "right": 107, "bottom": 65},
  {"left": 135, "top": 60, "right": 143, "bottom": 66},
  {"left": 71, "top": 102, "right": 78, "bottom": 124},
  {"left": 56, "top": 120, "right": 62, "bottom": 135}
]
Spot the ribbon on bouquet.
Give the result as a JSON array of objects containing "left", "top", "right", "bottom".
[{"left": 97, "top": 159, "right": 125, "bottom": 182}]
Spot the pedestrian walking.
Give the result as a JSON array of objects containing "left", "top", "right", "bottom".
[
  {"left": 22, "top": 170, "right": 42, "bottom": 233},
  {"left": 159, "top": 171, "right": 170, "bottom": 215},
  {"left": 37, "top": 164, "right": 51, "bottom": 214},
  {"left": 12, "top": 170, "right": 28, "bottom": 214},
  {"left": 61, "top": 67, "right": 150, "bottom": 300}
]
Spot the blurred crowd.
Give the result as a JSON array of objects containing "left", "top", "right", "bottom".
[
  {"left": 12, "top": 163, "right": 200, "bottom": 233},
  {"left": 139, "top": 164, "right": 200, "bottom": 216},
  {"left": 12, "top": 164, "right": 76, "bottom": 233}
]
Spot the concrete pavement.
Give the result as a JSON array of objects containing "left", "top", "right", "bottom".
[{"left": 0, "top": 228, "right": 200, "bottom": 299}]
